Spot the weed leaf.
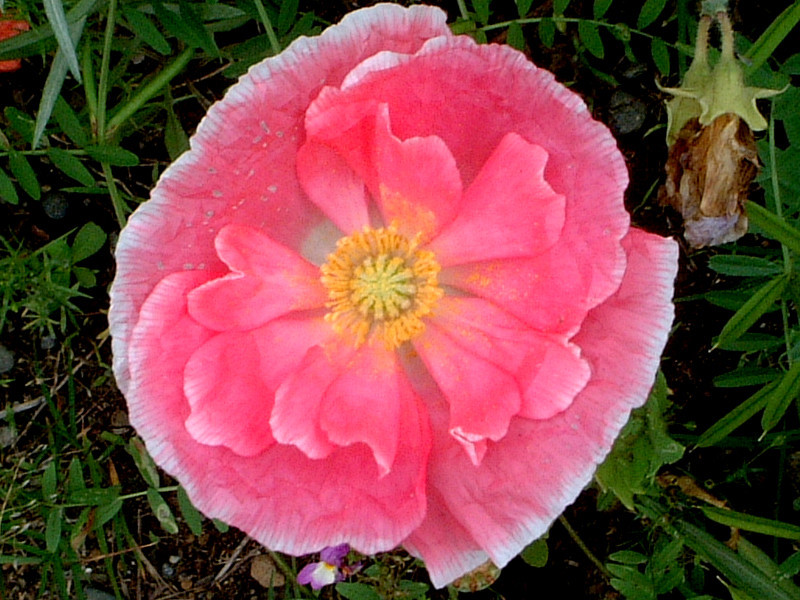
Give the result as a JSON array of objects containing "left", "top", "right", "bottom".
[
  {"left": 45, "top": 507, "right": 63, "bottom": 553},
  {"left": 177, "top": 486, "right": 204, "bottom": 536},
  {"left": 651, "top": 37, "right": 670, "bottom": 75},
  {"left": 761, "top": 359, "right": 800, "bottom": 433},
  {"left": 147, "top": 488, "right": 179, "bottom": 534},
  {"left": 637, "top": 0, "right": 667, "bottom": 29},
  {"left": 516, "top": 0, "right": 534, "bottom": 17},
  {"left": 43, "top": 0, "right": 82, "bottom": 82},
  {"left": 49, "top": 148, "right": 94, "bottom": 186},
  {"left": 8, "top": 152, "right": 41, "bottom": 200},
  {"left": 122, "top": 7, "right": 171, "bottom": 55},
  {"left": 746, "top": 201, "right": 800, "bottom": 255},
  {"left": 507, "top": 21, "right": 525, "bottom": 51},
  {"left": 84, "top": 145, "right": 139, "bottom": 166},
  {"left": 593, "top": 0, "right": 613, "bottom": 19},
  {"left": 578, "top": 20, "right": 604, "bottom": 58},
  {"left": 715, "top": 274, "right": 787, "bottom": 349},
  {"left": 0, "top": 166, "right": 19, "bottom": 205},
  {"left": 336, "top": 583, "right": 382, "bottom": 600},
  {"left": 703, "top": 506, "right": 800, "bottom": 540}
]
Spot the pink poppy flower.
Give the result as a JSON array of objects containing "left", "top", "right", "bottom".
[{"left": 109, "top": 3, "right": 678, "bottom": 588}]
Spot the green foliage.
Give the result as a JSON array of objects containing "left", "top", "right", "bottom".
[
  {"left": 0, "top": 223, "right": 106, "bottom": 336},
  {"left": 595, "top": 372, "right": 684, "bottom": 509},
  {"left": 606, "top": 537, "right": 685, "bottom": 600}
]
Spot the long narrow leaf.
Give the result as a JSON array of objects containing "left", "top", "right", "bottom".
[
  {"left": 43, "top": 0, "right": 81, "bottom": 82},
  {"left": 746, "top": 201, "right": 800, "bottom": 255},
  {"left": 702, "top": 506, "right": 800, "bottom": 540},
  {"left": 715, "top": 274, "right": 787, "bottom": 349},
  {"left": 761, "top": 360, "right": 800, "bottom": 433},
  {"left": 744, "top": 2, "right": 800, "bottom": 75},
  {"left": 696, "top": 379, "right": 777, "bottom": 447},
  {"left": 33, "top": 17, "right": 86, "bottom": 149}
]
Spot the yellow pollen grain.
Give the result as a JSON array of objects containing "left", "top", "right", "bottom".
[{"left": 320, "top": 224, "right": 443, "bottom": 349}]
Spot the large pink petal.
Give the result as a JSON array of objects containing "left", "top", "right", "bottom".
[
  {"left": 186, "top": 224, "right": 326, "bottom": 331},
  {"left": 305, "top": 99, "right": 462, "bottom": 240},
  {"left": 184, "top": 331, "right": 275, "bottom": 456},
  {"left": 126, "top": 271, "right": 431, "bottom": 557},
  {"left": 428, "top": 132, "right": 565, "bottom": 265},
  {"left": 111, "top": 4, "right": 451, "bottom": 393},
  {"left": 409, "top": 231, "right": 677, "bottom": 586},
  {"left": 415, "top": 303, "right": 522, "bottom": 465},
  {"left": 319, "top": 343, "right": 404, "bottom": 476},
  {"left": 273, "top": 339, "right": 424, "bottom": 477},
  {"left": 426, "top": 297, "right": 591, "bottom": 421},
  {"left": 270, "top": 345, "right": 344, "bottom": 461}
]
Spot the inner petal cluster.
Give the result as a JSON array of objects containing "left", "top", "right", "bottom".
[{"left": 321, "top": 224, "right": 443, "bottom": 348}]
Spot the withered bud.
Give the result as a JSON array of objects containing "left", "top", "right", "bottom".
[
  {"left": 657, "top": 10, "right": 784, "bottom": 247},
  {"left": 659, "top": 113, "right": 757, "bottom": 247}
]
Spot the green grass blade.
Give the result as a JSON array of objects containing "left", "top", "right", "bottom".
[
  {"left": 696, "top": 379, "right": 777, "bottom": 447},
  {"left": 715, "top": 274, "right": 787, "bottom": 349},
  {"left": 745, "top": 1, "right": 800, "bottom": 75},
  {"left": 761, "top": 359, "right": 800, "bottom": 433},
  {"left": 32, "top": 17, "right": 86, "bottom": 149},
  {"left": 747, "top": 201, "right": 800, "bottom": 255},
  {"left": 673, "top": 519, "right": 797, "bottom": 600},
  {"left": 43, "top": 0, "right": 82, "bottom": 82},
  {"left": 702, "top": 506, "right": 800, "bottom": 540}
]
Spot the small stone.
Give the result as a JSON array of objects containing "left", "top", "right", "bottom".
[
  {"left": 161, "top": 563, "right": 175, "bottom": 578},
  {"left": 250, "top": 554, "right": 285, "bottom": 588},
  {"left": 0, "top": 426, "right": 16, "bottom": 448},
  {"left": 608, "top": 91, "right": 647, "bottom": 135},
  {"left": 86, "top": 589, "right": 116, "bottom": 600},
  {"left": 40, "top": 335, "right": 56, "bottom": 351},
  {"left": 0, "top": 344, "right": 14, "bottom": 373},
  {"left": 42, "top": 192, "right": 69, "bottom": 220}
]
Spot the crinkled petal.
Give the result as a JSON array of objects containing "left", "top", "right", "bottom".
[
  {"left": 125, "top": 269, "right": 431, "bottom": 557},
  {"left": 428, "top": 132, "right": 565, "bottom": 265},
  {"left": 184, "top": 331, "right": 275, "bottom": 456},
  {"left": 319, "top": 343, "right": 404, "bottom": 476},
  {"left": 305, "top": 99, "right": 462, "bottom": 240},
  {"left": 415, "top": 306, "right": 522, "bottom": 465},
  {"left": 411, "top": 231, "right": 677, "bottom": 585},
  {"left": 187, "top": 225, "right": 326, "bottom": 331},
  {"left": 273, "top": 339, "right": 422, "bottom": 477},
  {"left": 425, "top": 297, "right": 590, "bottom": 421},
  {"left": 297, "top": 141, "right": 370, "bottom": 235}
]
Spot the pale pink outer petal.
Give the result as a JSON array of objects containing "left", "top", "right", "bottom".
[
  {"left": 127, "top": 271, "right": 431, "bottom": 556},
  {"left": 187, "top": 225, "right": 326, "bottom": 331},
  {"left": 184, "top": 331, "right": 275, "bottom": 456},
  {"left": 405, "top": 231, "right": 678, "bottom": 588},
  {"left": 304, "top": 35, "right": 630, "bottom": 336},
  {"left": 304, "top": 99, "right": 462, "bottom": 240},
  {"left": 427, "top": 132, "right": 565, "bottom": 265},
  {"left": 110, "top": 3, "right": 451, "bottom": 394}
]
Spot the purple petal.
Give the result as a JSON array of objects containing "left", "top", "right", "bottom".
[{"left": 320, "top": 543, "right": 350, "bottom": 566}]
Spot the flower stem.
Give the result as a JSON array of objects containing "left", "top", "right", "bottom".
[{"left": 558, "top": 515, "right": 613, "bottom": 579}]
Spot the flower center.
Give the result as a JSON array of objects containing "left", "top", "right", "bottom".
[{"left": 320, "top": 224, "right": 443, "bottom": 349}]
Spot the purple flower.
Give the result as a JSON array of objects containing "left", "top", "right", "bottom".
[{"left": 297, "top": 544, "right": 351, "bottom": 590}]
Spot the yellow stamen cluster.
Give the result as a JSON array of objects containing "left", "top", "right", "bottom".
[{"left": 320, "top": 224, "right": 443, "bottom": 349}]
